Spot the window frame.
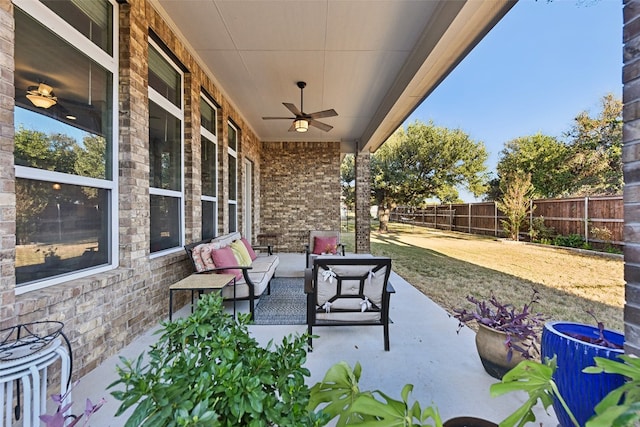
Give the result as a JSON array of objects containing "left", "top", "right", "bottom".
[
  {"left": 13, "top": 0, "right": 119, "bottom": 295},
  {"left": 148, "top": 39, "right": 185, "bottom": 257},
  {"left": 227, "top": 121, "right": 238, "bottom": 233},
  {"left": 200, "top": 94, "right": 218, "bottom": 239}
]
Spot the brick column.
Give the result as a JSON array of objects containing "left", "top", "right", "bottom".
[
  {"left": 118, "top": 0, "right": 150, "bottom": 270},
  {"left": 354, "top": 150, "right": 371, "bottom": 253},
  {"left": 0, "top": 1, "right": 15, "bottom": 328},
  {"left": 624, "top": 0, "right": 640, "bottom": 354}
]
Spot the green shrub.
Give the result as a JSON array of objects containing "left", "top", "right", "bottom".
[
  {"left": 529, "top": 216, "right": 556, "bottom": 243},
  {"left": 553, "top": 234, "right": 586, "bottom": 248},
  {"left": 110, "top": 293, "right": 324, "bottom": 427}
]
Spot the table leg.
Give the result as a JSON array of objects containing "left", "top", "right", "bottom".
[{"left": 169, "top": 289, "right": 174, "bottom": 321}]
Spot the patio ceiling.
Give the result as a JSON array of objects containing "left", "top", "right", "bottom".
[{"left": 150, "top": 0, "right": 515, "bottom": 153}]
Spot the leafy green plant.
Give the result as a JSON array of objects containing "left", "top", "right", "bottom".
[
  {"left": 491, "top": 354, "right": 640, "bottom": 427},
  {"left": 110, "top": 293, "right": 324, "bottom": 427},
  {"left": 490, "top": 357, "right": 579, "bottom": 427},
  {"left": 584, "top": 355, "right": 640, "bottom": 427},
  {"left": 496, "top": 173, "right": 535, "bottom": 241},
  {"left": 528, "top": 216, "right": 555, "bottom": 244},
  {"left": 553, "top": 233, "right": 586, "bottom": 249},
  {"left": 308, "top": 361, "right": 443, "bottom": 427}
]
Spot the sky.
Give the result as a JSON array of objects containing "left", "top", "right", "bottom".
[{"left": 404, "top": 0, "right": 622, "bottom": 202}]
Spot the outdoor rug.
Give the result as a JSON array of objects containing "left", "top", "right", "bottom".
[{"left": 254, "top": 277, "right": 306, "bottom": 325}]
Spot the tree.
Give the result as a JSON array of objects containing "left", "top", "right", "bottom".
[
  {"left": 340, "top": 154, "right": 355, "bottom": 212},
  {"left": 565, "top": 93, "right": 622, "bottom": 195},
  {"left": 496, "top": 133, "right": 572, "bottom": 198},
  {"left": 496, "top": 173, "right": 535, "bottom": 241},
  {"left": 371, "top": 121, "right": 488, "bottom": 231}
]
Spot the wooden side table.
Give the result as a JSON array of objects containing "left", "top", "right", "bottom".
[{"left": 169, "top": 273, "right": 236, "bottom": 321}]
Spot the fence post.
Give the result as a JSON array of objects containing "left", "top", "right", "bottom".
[
  {"left": 585, "top": 196, "right": 589, "bottom": 243},
  {"left": 468, "top": 203, "right": 471, "bottom": 234},
  {"left": 495, "top": 202, "right": 498, "bottom": 237}
]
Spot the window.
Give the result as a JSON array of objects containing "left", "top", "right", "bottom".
[
  {"left": 228, "top": 123, "right": 238, "bottom": 233},
  {"left": 201, "top": 96, "right": 218, "bottom": 240},
  {"left": 13, "top": 0, "right": 118, "bottom": 292},
  {"left": 148, "top": 41, "right": 184, "bottom": 254}
]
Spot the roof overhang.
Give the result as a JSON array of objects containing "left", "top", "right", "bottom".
[{"left": 151, "top": 0, "right": 516, "bottom": 153}]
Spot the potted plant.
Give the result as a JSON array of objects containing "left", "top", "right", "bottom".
[
  {"left": 453, "top": 290, "right": 545, "bottom": 379},
  {"left": 490, "top": 353, "right": 640, "bottom": 427},
  {"left": 541, "top": 313, "right": 624, "bottom": 427}
]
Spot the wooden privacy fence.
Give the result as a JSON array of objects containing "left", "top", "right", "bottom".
[{"left": 390, "top": 195, "right": 623, "bottom": 246}]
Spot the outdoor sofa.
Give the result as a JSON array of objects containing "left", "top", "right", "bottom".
[{"left": 185, "top": 231, "right": 279, "bottom": 318}]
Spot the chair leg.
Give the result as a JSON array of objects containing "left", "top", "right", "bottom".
[{"left": 384, "top": 321, "right": 390, "bottom": 351}]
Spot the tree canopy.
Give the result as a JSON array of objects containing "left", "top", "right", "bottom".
[
  {"left": 490, "top": 94, "right": 622, "bottom": 200},
  {"left": 496, "top": 133, "right": 572, "bottom": 199},
  {"left": 371, "top": 121, "right": 488, "bottom": 230}
]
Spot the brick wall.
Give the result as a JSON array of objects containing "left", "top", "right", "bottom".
[
  {"left": 624, "top": 0, "right": 640, "bottom": 353},
  {"left": 260, "top": 141, "right": 341, "bottom": 252},
  {"left": 0, "top": 1, "right": 15, "bottom": 327}
]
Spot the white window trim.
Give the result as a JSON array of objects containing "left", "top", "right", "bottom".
[
  {"left": 201, "top": 94, "right": 218, "bottom": 236},
  {"left": 228, "top": 122, "right": 238, "bottom": 232},
  {"left": 15, "top": 0, "right": 120, "bottom": 295},
  {"left": 148, "top": 40, "right": 185, "bottom": 258}
]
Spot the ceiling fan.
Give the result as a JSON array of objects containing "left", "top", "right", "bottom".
[{"left": 262, "top": 81, "right": 338, "bottom": 132}]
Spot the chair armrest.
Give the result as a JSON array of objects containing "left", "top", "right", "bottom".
[
  {"left": 303, "top": 244, "right": 311, "bottom": 255},
  {"left": 252, "top": 245, "right": 273, "bottom": 256},
  {"left": 304, "top": 268, "right": 314, "bottom": 294},
  {"left": 386, "top": 281, "right": 396, "bottom": 293},
  {"left": 195, "top": 265, "right": 253, "bottom": 273}
]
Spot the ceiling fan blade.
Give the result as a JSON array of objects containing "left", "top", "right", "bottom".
[
  {"left": 309, "top": 119, "right": 333, "bottom": 132},
  {"left": 308, "top": 109, "right": 338, "bottom": 119},
  {"left": 283, "top": 102, "right": 302, "bottom": 116},
  {"left": 287, "top": 121, "right": 297, "bottom": 132},
  {"left": 262, "top": 116, "right": 295, "bottom": 120}
]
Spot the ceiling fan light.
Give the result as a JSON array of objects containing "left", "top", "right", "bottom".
[
  {"left": 26, "top": 83, "right": 57, "bottom": 109},
  {"left": 294, "top": 119, "right": 308, "bottom": 132}
]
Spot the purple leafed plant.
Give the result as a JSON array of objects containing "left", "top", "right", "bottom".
[
  {"left": 39, "top": 380, "right": 106, "bottom": 427},
  {"left": 566, "top": 310, "right": 624, "bottom": 350},
  {"left": 453, "top": 289, "right": 545, "bottom": 361}
]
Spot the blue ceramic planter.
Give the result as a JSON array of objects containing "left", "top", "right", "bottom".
[{"left": 541, "top": 321, "right": 624, "bottom": 427}]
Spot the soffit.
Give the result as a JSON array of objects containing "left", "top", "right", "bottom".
[{"left": 151, "top": 0, "right": 515, "bottom": 153}]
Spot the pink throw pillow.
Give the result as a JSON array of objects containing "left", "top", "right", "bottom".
[
  {"left": 241, "top": 237, "right": 258, "bottom": 261},
  {"left": 210, "top": 246, "right": 243, "bottom": 281},
  {"left": 313, "top": 236, "right": 338, "bottom": 255}
]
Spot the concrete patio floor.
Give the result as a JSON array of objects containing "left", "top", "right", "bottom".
[{"left": 72, "top": 253, "right": 558, "bottom": 426}]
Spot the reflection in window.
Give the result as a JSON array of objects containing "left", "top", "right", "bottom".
[
  {"left": 200, "top": 98, "right": 216, "bottom": 135},
  {"left": 40, "top": 0, "right": 113, "bottom": 55},
  {"left": 15, "top": 109, "right": 108, "bottom": 179},
  {"left": 202, "top": 135, "right": 216, "bottom": 197},
  {"left": 15, "top": 179, "right": 110, "bottom": 285},
  {"left": 149, "top": 45, "right": 181, "bottom": 107},
  {"left": 150, "top": 195, "right": 181, "bottom": 252},
  {"left": 149, "top": 101, "right": 181, "bottom": 191},
  {"left": 202, "top": 200, "right": 216, "bottom": 240}
]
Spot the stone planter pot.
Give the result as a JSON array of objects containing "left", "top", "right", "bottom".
[
  {"left": 541, "top": 321, "right": 624, "bottom": 427},
  {"left": 475, "top": 324, "right": 527, "bottom": 379}
]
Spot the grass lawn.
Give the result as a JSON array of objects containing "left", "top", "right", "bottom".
[{"left": 344, "top": 222, "right": 624, "bottom": 332}]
